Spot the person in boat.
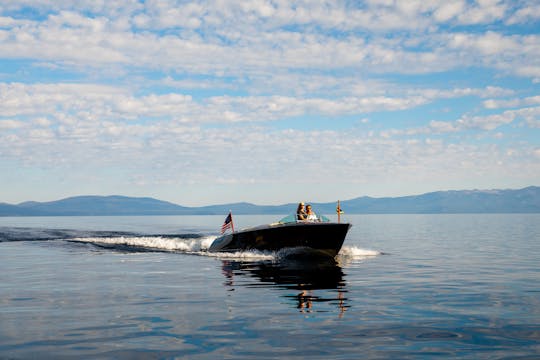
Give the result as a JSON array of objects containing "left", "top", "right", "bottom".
[
  {"left": 305, "top": 204, "right": 319, "bottom": 221},
  {"left": 296, "top": 202, "right": 307, "bottom": 221}
]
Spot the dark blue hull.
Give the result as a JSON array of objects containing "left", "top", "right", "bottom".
[{"left": 209, "top": 222, "right": 351, "bottom": 257}]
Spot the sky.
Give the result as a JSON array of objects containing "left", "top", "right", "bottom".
[{"left": 0, "top": 0, "right": 539, "bottom": 206}]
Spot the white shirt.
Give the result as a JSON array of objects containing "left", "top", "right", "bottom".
[{"left": 306, "top": 213, "right": 318, "bottom": 221}]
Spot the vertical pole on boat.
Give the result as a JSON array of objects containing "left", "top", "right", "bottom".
[{"left": 230, "top": 211, "right": 235, "bottom": 233}]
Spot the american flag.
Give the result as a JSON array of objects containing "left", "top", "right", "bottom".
[{"left": 221, "top": 212, "right": 234, "bottom": 234}]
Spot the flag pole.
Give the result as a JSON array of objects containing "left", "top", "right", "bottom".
[{"left": 230, "top": 210, "right": 235, "bottom": 233}]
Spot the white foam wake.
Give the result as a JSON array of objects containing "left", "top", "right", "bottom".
[
  {"left": 338, "top": 246, "right": 381, "bottom": 258},
  {"left": 71, "top": 235, "right": 216, "bottom": 253},
  {"left": 204, "top": 250, "right": 275, "bottom": 260},
  {"left": 70, "top": 236, "right": 275, "bottom": 260},
  {"left": 70, "top": 237, "right": 381, "bottom": 262}
]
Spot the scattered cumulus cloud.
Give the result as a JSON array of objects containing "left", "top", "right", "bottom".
[
  {"left": 484, "top": 96, "right": 540, "bottom": 109},
  {"left": 1, "top": 1, "right": 539, "bottom": 79},
  {"left": 0, "top": 0, "right": 538, "bottom": 204}
]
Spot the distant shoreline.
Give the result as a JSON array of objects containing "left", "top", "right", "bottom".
[{"left": 1, "top": 186, "right": 539, "bottom": 216}]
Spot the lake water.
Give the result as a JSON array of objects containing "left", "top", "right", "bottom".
[{"left": 1, "top": 214, "right": 539, "bottom": 359}]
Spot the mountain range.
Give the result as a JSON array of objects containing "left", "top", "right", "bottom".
[{"left": 1, "top": 186, "right": 539, "bottom": 216}]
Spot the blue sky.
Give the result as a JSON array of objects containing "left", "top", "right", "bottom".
[{"left": 0, "top": 0, "right": 539, "bottom": 206}]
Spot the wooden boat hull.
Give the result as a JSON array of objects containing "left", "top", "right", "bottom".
[{"left": 209, "top": 222, "right": 351, "bottom": 257}]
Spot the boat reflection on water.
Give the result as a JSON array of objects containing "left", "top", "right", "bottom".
[{"left": 220, "top": 256, "right": 349, "bottom": 316}]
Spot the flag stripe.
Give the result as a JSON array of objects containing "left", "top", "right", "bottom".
[{"left": 221, "top": 212, "right": 233, "bottom": 234}]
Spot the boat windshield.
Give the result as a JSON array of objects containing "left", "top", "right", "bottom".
[{"left": 278, "top": 213, "right": 331, "bottom": 224}]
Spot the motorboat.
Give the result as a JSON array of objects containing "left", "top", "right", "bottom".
[{"left": 208, "top": 213, "right": 351, "bottom": 258}]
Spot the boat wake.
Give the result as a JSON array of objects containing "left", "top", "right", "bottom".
[
  {"left": 0, "top": 226, "right": 380, "bottom": 261},
  {"left": 70, "top": 235, "right": 216, "bottom": 253},
  {"left": 70, "top": 235, "right": 280, "bottom": 260},
  {"left": 339, "top": 246, "right": 382, "bottom": 258},
  {"left": 70, "top": 235, "right": 380, "bottom": 261}
]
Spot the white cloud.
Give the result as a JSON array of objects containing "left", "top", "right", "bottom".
[
  {"left": 4, "top": 114, "right": 538, "bottom": 205},
  {"left": 483, "top": 96, "right": 540, "bottom": 109},
  {"left": 445, "top": 31, "right": 540, "bottom": 79},
  {"left": 32, "top": 117, "right": 52, "bottom": 127},
  {"left": 0, "top": 1, "right": 539, "bottom": 204},
  {"left": 457, "top": 0, "right": 507, "bottom": 24},
  {"left": 448, "top": 31, "right": 519, "bottom": 56},
  {"left": 418, "top": 106, "right": 540, "bottom": 134},
  {"left": 506, "top": 1, "right": 540, "bottom": 25},
  {"left": 457, "top": 112, "right": 516, "bottom": 131},
  {"left": 433, "top": 0, "right": 466, "bottom": 22},
  {"left": 4, "top": 82, "right": 498, "bottom": 127},
  {"left": 428, "top": 120, "right": 459, "bottom": 133},
  {"left": 0, "top": 83, "right": 128, "bottom": 117},
  {"left": 0, "top": 119, "right": 24, "bottom": 129},
  {"left": 514, "top": 106, "right": 540, "bottom": 128},
  {"left": 515, "top": 66, "right": 540, "bottom": 83},
  {"left": 0, "top": 2, "right": 537, "bottom": 83}
]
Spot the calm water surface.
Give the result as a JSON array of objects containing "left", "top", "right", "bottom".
[{"left": 1, "top": 214, "right": 539, "bottom": 359}]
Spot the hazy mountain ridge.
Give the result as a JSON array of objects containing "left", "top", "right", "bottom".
[{"left": 1, "top": 186, "right": 539, "bottom": 216}]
